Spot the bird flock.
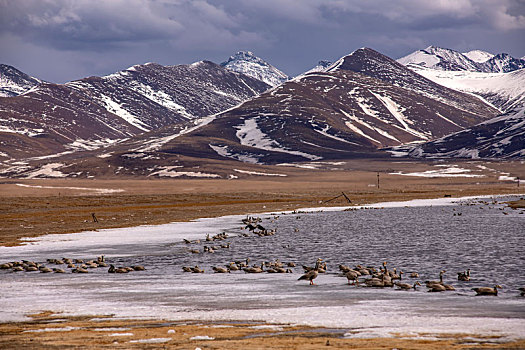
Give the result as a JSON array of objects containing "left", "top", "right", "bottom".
[
  {"left": 0, "top": 255, "right": 145, "bottom": 274},
  {"left": 176, "top": 214, "right": 524, "bottom": 298}
]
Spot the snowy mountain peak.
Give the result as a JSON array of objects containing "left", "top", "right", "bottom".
[
  {"left": 462, "top": 50, "right": 494, "bottom": 63},
  {"left": 0, "top": 64, "right": 43, "bottom": 97},
  {"left": 398, "top": 46, "right": 525, "bottom": 73},
  {"left": 221, "top": 51, "right": 289, "bottom": 87},
  {"left": 398, "top": 46, "right": 479, "bottom": 71},
  {"left": 484, "top": 53, "right": 525, "bottom": 73}
]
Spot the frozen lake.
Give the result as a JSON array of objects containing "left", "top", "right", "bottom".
[{"left": 1, "top": 195, "right": 524, "bottom": 341}]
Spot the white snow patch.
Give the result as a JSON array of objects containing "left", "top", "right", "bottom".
[
  {"left": 149, "top": 166, "right": 221, "bottom": 178},
  {"left": 24, "top": 327, "right": 80, "bottom": 333},
  {"left": 371, "top": 92, "right": 430, "bottom": 140},
  {"left": 129, "top": 82, "right": 194, "bottom": 119},
  {"left": 15, "top": 184, "right": 124, "bottom": 194},
  {"left": 98, "top": 94, "right": 150, "bottom": 132},
  {"left": 190, "top": 335, "right": 215, "bottom": 340},
  {"left": 25, "top": 163, "right": 67, "bottom": 179},
  {"left": 209, "top": 144, "right": 260, "bottom": 164},
  {"left": 234, "top": 117, "right": 321, "bottom": 160},
  {"left": 233, "top": 169, "right": 287, "bottom": 177},
  {"left": 129, "top": 338, "right": 171, "bottom": 343},
  {"left": 390, "top": 166, "right": 485, "bottom": 178}
]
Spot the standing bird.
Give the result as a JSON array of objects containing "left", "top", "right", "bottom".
[{"left": 298, "top": 258, "right": 322, "bottom": 285}]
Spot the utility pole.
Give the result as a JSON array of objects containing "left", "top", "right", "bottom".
[
  {"left": 377, "top": 172, "right": 380, "bottom": 189},
  {"left": 518, "top": 177, "right": 520, "bottom": 188}
]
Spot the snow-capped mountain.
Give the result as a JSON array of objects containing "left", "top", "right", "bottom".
[
  {"left": 0, "top": 61, "right": 269, "bottom": 160},
  {"left": 0, "top": 48, "right": 503, "bottom": 178},
  {"left": 221, "top": 51, "right": 289, "bottom": 87},
  {"left": 407, "top": 65, "right": 525, "bottom": 113},
  {"left": 59, "top": 48, "right": 498, "bottom": 173},
  {"left": 0, "top": 64, "right": 42, "bottom": 97},
  {"left": 388, "top": 106, "right": 525, "bottom": 159},
  {"left": 483, "top": 53, "right": 525, "bottom": 73},
  {"left": 462, "top": 50, "right": 494, "bottom": 63},
  {"left": 398, "top": 46, "right": 525, "bottom": 73},
  {"left": 398, "top": 46, "right": 480, "bottom": 71}
]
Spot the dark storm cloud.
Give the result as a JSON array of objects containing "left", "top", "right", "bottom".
[{"left": 0, "top": 0, "right": 524, "bottom": 83}]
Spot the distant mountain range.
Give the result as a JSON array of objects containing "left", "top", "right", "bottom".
[
  {"left": 0, "top": 61, "right": 269, "bottom": 159},
  {"left": 0, "top": 45, "right": 523, "bottom": 178},
  {"left": 398, "top": 46, "right": 525, "bottom": 73}
]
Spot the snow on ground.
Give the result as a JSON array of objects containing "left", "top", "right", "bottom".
[
  {"left": 389, "top": 165, "right": 485, "bottom": 178},
  {"left": 149, "top": 166, "right": 221, "bottom": 178},
  {"left": 408, "top": 66, "right": 525, "bottom": 111},
  {"left": 209, "top": 144, "right": 260, "bottom": 164},
  {"left": 462, "top": 50, "right": 494, "bottom": 63},
  {"left": 129, "top": 82, "right": 194, "bottom": 119},
  {"left": 98, "top": 94, "right": 150, "bottom": 132},
  {"left": 371, "top": 92, "right": 431, "bottom": 140},
  {"left": 233, "top": 169, "right": 287, "bottom": 177},
  {"left": 234, "top": 117, "right": 321, "bottom": 160},
  {"left": 24, "top": 163, "right": 67, "bottom": 179},
  {"left": 15, "top": 184, "right": 124, "bottom": 194}
]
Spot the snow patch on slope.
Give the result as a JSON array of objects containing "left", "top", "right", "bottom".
[
  {"left": 98, "top": 94, "right": 150, "bottom": 131},
  {"left": 234, "top": 117, "right": 321, "bottom": 160}
]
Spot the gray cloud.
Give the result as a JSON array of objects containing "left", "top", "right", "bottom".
[{"left": 0, "top": 0, "right": 524, "bottom": 82}]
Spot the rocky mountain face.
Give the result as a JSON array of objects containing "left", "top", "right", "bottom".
[
  {"left": 0, "top": 64, "right": 42, "bottom": 97},
  {"left": 388, "top": 106, "right": 525, "bottom": 159},
  {"left": 221, "top": 51, "right": 289, "bottom": 87},
  {"left": 398, "top": 46, "right": 525, "bottom": 73},
  {"left": 0, "top": 61, "right": 269, "bottom": 160}
]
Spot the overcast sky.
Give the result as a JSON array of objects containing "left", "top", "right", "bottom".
[{"left": 1, "top": 0, "right": 524, "bottom": 83}]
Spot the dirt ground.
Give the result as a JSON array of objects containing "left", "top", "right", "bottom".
[
  {"left": 0, "top": 159, "right": 523, "bottom": 247},
  {"left": 1, "top": 312, "right": 524, "bottom": 350}
]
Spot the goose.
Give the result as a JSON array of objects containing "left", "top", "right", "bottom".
[
  {"left": 298, "top": 258, "right": 322, "bottom": 285},
  {"left": 53, "top": 268, "right": 66, "bottom": 273},
  {"left": 227, "top": 263, "right": 240, "bottom": 271},
  {"left": 391, "top": 271, "right": 404, "bottom": 281},
  {"left": 425, "top": 270, "right": 445, "bottom": 287},
  {"left": 39, "top": 266, "right": 53, "bottom": 273},
  {"left": 458, "top": 269, "right": 471, "bottom": 281},
  {"left": 396, "top": 281, "right": 421, "bottom": 290},
  {"left": 12, "top": 266, "right": 24, "bottom": 272},
  {"left": 115, "top": 267, "right": 130, "bottom": 273},
  {"left": 364, "top": 277, "right": 385, "bottom": 288},
  {"left": 213, "top": 266, "right": 230, "bottom": 273},
  {"left": 428, "top": 284, "right": 446, "bottom": 292},
  {"left": 287, "top": 262, "right": 296, "bottom": 267},
  {"left": 182, "top": 266, "right": 192, "bottom": 272},
  {"left": 108, "top": 264, "right": 116, "bottom": 273},
  {"left": 472, "top": 285, "right": 502, "bottom": 296},
  {"left": 409, "top": 272, "right": 419, "bottom": 278},
  {"left": 73, "top": 267, "right": 89, "bottom": 273},
  {"left": 243, "top": 263, "right": 264, "bottom": 273},
  {"left": 519, "top": 287, "right": 525, "bottom": 297},
  {"left": 339, "top": 264, "right": 351, "bottom": 273},
  {"left": 132, "top": 265, "right": 145, "bottom": 271},
  {"left": 344, "top": 270, "right": 359, "bottom": 285},
  {"left": 191, "top": 266, "right": 205, "bottom": 273}
]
